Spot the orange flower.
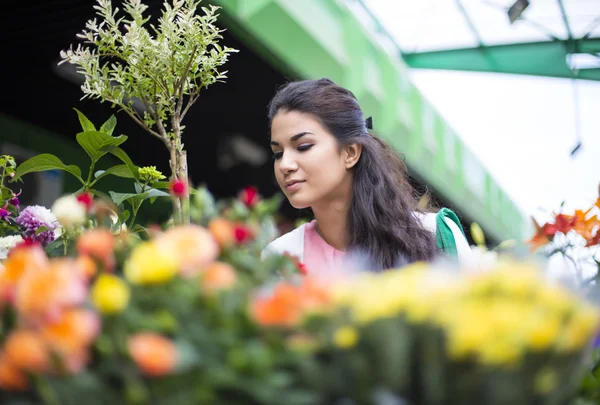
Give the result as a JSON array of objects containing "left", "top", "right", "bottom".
[
  {"left": 208, "top": 218, "right": 235, "bottom": 248},
  {"left": 572, "top": 208, "right": 600, "bottom": 243},
  {"left": 4, "top": 330, "right": 50, "bottom": 373},
  {"left": 527, "top": 218, "right": 551, "bottom": 251},
  {"left": 76, "top": 229, "right": 115, "bottom": 271},
  {"left": 0, "top": 243, "right": 49, "bottom": 304},
  {"left": 42, "top": 309, "right": 100, "bottom": 354},
  {"left": 15, "top": 259, "right": 87, "bottom": 321},
  {"left": 128, "top": 333, "right": 178, "bottom": 377},
  {"left": 155, "top": 225, "right": 219, "bottom": 277},
  {"left": 0, "top": 354, "right": 29, "bottom": 391},
  {"left": 252, "top": 284, "right": 303, "bottom": 327},
  {"left": 75, "top": 255, "right": 97, "bottom": 282},
  {"left": 201, "top": 262, "right": 237, "bottom": 295},
  {"left": 298, "top": 278, "right": 332, "bottom": 312}
]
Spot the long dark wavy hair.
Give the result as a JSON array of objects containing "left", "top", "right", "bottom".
[{"left": 267, "top": 78, "right": 438, "bottom": 269}]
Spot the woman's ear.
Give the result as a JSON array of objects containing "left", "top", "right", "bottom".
[{"left": 344, "top": 143, "right": 362, "bottom": 169}]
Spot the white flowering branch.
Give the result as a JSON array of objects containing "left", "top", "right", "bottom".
[{"left": 59, "top": 0, "right": 237, "bottom": 224}]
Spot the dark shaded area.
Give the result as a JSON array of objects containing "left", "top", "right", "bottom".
[
  {"left": 1, "top": 1, "right": 287, "bottom": 198},
  {"left": 0, "top": 0, "right": 475, "bottom": 242}
]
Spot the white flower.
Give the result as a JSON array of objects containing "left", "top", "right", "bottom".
[
  {"left": 52, "top": 195, "right": 87, "bottom": 229},
  {"left": 0, "top": 235, "right": 24, "bottom": 260}
]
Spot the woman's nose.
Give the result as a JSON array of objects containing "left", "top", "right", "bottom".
[{"left": 278, "top": 152, "right": 298, "bottom": 174}]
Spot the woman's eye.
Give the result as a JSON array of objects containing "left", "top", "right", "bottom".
[
  {"left": 272, "top": 152, "right": 283, "bottom": 160},
  {"left": 297, "top": 144, "right": 313, "bottom": 152}
]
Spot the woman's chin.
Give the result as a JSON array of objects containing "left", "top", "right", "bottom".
[{"left": 288, "top": 196, "right": 311, "bottom": 210}]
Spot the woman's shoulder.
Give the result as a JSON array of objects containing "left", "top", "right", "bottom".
[
  {"left": 261, "top": 223, "right": 309, "bottom": 260},
  {"left": 413, "top": 211, "right": 437, "bottom": 233}
]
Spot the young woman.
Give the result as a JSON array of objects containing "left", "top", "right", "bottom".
[{"left": 262, "top": 78, "right": 472, "bottom": 274}]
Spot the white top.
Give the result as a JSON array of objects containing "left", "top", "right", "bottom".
[{"left": 262, "top": 212, "right": 474, "bottom": 267}]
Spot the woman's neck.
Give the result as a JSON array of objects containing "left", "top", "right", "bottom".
[{"left": 311, "top": 183, "right": 352, "bottom": 251}]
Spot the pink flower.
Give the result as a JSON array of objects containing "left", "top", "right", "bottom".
[{"left": 169, "top": 179, "right": 188, "bottom": 197}]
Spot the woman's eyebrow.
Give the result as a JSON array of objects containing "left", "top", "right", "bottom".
[{"left": 270, "top": 131, "right": 314, "bottom": 146}]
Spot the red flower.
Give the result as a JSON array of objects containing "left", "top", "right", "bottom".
[
  {"left": 76, "top": 192, "right": 93, "bottom": 210},
  {"left": 527, "top": 218, "right": 551, "bottom": 251},
  {"left": 553, "top": 213, "right": 576, "bottom": 235},
  {"left": 233, "top": 225, "right": 253, "bottom": 243},
  {"left": 169, "top": 179, "right": 188, "bottom": 197},
  {"left": 240, "top": 186, "right": 259, "bottom": 208},
  {"left": 586, "top": 230, "right": 600, "bottom": 247}
]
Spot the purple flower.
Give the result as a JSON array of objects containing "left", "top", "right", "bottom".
[
  {"left": 9, "top": 190, "right": 21, "bottom": 210},
  {"left": 0, "top": 203, "right": 12, "bottom": 223},
  {"left": 15, "top": 205, "right": 59, "bottom": 246}
]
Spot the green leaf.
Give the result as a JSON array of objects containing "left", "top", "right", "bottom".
[
  {"left": 101, "top": 145, "right": 139, "bottom": 180},
  {"left": 109, "top": 191, "right": 138, "bottom": 207},
  {"left": 134, "top": 183, "right": 170, "bottom": 199},
  {"left": 99, "top": 115, "right": 117, "bottom": 135},
  {"left": 35, "top": 226, "right": 51, "bottom": 235},
  {"left": 14, "top": 154, "right": 83, "bottom": 184},
  {"left": 93, "top": 164, "right": 138, "bottom": 184},
  {"left": 76, "top": 131, "right": 127, "bottom": 162},
  {"left": 74, "top": 108, "right": 96, "bottom": 132}
]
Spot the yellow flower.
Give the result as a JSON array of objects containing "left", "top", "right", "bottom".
[
  {"left": 138, "top": 166, "right": 166, "bottom": 183},
  {"left": 527, "top": 313, "right": 561, "bottom": 351},
  {"left": 333, "top": 326, "right": 359, "bottom": 349},
  {"left": 91, "top": 274, "right": 130, "bottom": 314},
  {"left": 558, "top": 305, "right": 600, "bottom": 352},
  {"left": 124, "top": 242, "right": 178, "bottom": 285}
]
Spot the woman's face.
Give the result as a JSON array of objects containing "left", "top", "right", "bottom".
[{"left": 270, "top": 110, "right": 356, "bottom": 209}]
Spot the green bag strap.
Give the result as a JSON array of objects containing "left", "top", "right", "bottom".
[{"left": 435, "top": 208, "right": 467, "bottom": 259}]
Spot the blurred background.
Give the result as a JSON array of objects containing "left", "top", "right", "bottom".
[{"left": 1, "top": 0, "right": 598, "bottom": 247}]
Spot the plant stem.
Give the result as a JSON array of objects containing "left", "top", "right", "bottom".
[{"left": 85, "top": 159, "right": 97, "bottom": 190}]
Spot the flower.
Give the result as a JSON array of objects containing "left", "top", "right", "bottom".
[
  {"left": 333, "top": 326, "right": 359, "bottom": 349},
  {"left": 124, "top": 242, "right": 178, "bottom": 285},
  {"left": 52, "top": 195, "right": 87, "bottom": 229},
  {"left": 9, "top": 190, "right": 21, "bottom": 210},
  {"left": 0, "top": 203, "right": 13, "bottom": 223},
  {"left": 128, "top": 333, "right": 178, "bottom": 377},
  {"left": 15, "top": 259, "right": 87, "bottom": 321},
  {"left": 76, "top": 192, "right": 94, "bottom": 210},
  {"left": 40, "top": 308, "right": 100, "bottom": 372},
  {"left": 169, "top": 178, "right": 188, "bottom": 197},
  {"left": 15, "top": 205, "right": 59, "bottom": 246},
  {"left": 154, "top": 225, "right": 219, "bottom": 277},
  {"left": 0, "top": 243, "right": 49, "bottom": 305},
  {"left": 139, "top": 166, "right": 166, "bottom": 183},
  {"left": 0, "top": 235, "right": 23, "bottom": 260},
  {"left": 91, "top": 274, "right": 130, "bottom": 314},
  {"left": 76, "top": 229, "right": 115, "bottom": 271},
  {"left": 4, "top": 329, "right": 50, "bottom": 373},
  {"left": 208, "top": 218, "right": 235, "bottom": 248},
  {"left": 0, "top": 354, "right": 29, "bottom": 391},
  {"left": 251, "top": 278, "right": 331, "bottom": 327},
  {"left": 239, "top": 186, "right": 259, "bottom": 207},
  {"left": 201, "top": 261, "right": 237, "bottom": 295},
  {"left": 234, "top": 225, "right": 253, "bottom": 243}
]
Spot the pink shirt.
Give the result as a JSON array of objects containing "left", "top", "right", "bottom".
[{"left": 303, "top": 220, "right": 347, "bottom": 276}]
